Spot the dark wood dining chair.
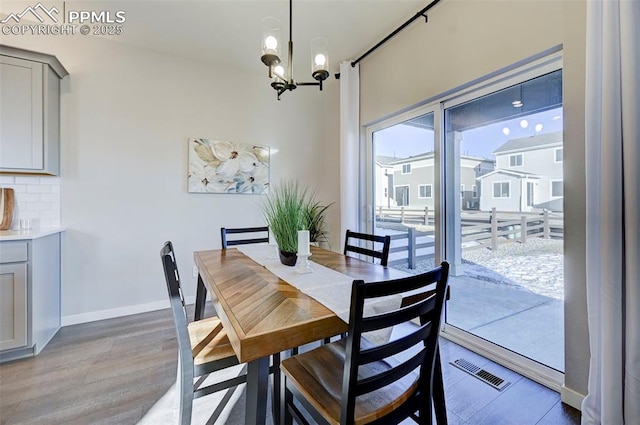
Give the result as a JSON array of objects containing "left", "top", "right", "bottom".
[
  {"left": 344, "top": 229, "right": 391, "bottom": 267},
  {"left": 220, "top": 226, "right": 270, "bottom": 248},
  {"left": 281, "top": 262, "right": 450, "bottom": 425},
  {"left": 160, "top": 241, "right": 246, "bottom": 425},
  {"left": 194, "top": 226, "right": 284, "bottom": 421},
  {"left": 194, "top": 226, "right": 270, "bottom": 322}
]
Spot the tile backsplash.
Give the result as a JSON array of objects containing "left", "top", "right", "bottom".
[{"left": 0, "top": 175, "right": 61, "bottom": 229}]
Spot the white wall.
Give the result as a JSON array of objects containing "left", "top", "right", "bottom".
[
  {"left": 3, "top": 34, "right": 341, "bottom": 323},
  {"left": 358, "top": 0, "right": 588, "bottom": 402}
]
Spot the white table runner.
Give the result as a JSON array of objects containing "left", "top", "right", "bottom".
[{"left": 236, "top": 244, "right": 401, "bottom": 343}]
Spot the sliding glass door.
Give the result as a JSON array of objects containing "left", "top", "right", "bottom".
[
  {"left": 365, "top": 53, "right": 565, "bottom": 388},
  {"left": 442, "top": 67, "right": 565, "bottom": 379}
]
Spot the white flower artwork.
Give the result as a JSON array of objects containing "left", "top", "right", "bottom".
[{"left": 188, "top": 138, "right": 270, "bottom": 194}]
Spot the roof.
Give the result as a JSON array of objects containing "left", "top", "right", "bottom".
[
  {"left": 476, "top": 169, "right": 541, "bottom": 180},
  {"left": 375, "top": 155, "right": 401, "bottom": 166},
  {"left": 493, "top": 131, "right": 563, "bottom": 155}
]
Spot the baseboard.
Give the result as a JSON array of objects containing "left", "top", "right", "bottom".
[
  {"left": 560, "top": 385, "right": 585, "bottom": 411},
  {"left": 61, "top": 296, "right": 197, "bottom": 326}
]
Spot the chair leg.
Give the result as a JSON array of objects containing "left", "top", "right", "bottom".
[
  {"left": 283, "top": 385, "right": 294, "bottom": 425},
  {"left": 272, "top": 352, "right": 281, "bottom": 425},
  {"left": 177, "top": 352, "right": 194, "bottom": 425},
  {"left": 433, "top": 349, "right": 448, "bottom": 425}
]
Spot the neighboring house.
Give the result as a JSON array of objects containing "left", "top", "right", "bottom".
[
  {"left": 478, "top": 131, "right": 563, "bottom": 212},
  {"left": 378, "top": 152, "right": 494, "bottom": 210},
  {"left": 375, "top": 156, "right": 397, "bottom": 207}
]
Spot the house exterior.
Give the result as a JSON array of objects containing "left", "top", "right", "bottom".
[
  {"left": 376, "top": 153, "right": 494, "bottom": 210},
  {"left": 375, "top": 156, "right": 397, "bottom": 208},
  {"left": 478, "top": 131, "right": 563, "bottom": 212}
]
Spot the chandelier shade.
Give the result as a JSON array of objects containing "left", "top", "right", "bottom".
[{"left": 261, "top": 17, "right": 281, "bottom": 68}]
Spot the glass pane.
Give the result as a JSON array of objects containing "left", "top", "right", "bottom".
[
  {"left": 444, "top": 70, "right": 564, "bottom": 371},
  {"left": 372, "top": 113, "right": 436, "bottom": 271}
]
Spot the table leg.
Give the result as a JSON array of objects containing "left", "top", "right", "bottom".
[
  {"left": 194, "top": 275, "right": 207, "bottom": 321},
  {"left": 246, "top": 356, "right": 270, "bottom": 425}
]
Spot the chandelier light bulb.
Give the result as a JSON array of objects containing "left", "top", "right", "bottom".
[
  {"left": 520, "top": 119, "right": 529, "bottom": 129},
  {"left": 273, "top": 65, "right": 285, "bottom": 78},
  {"left": 535, "top": 123, "right": 544, "bottom": 132},
  {"left": 265, "top": 36, "right": 278, "bottom": 51},
  {"left": 314, "top": 53, "right": 326, "bottom": 67},
  {"left": 502, "top": 127, "right": 510, "bottom": 136}
]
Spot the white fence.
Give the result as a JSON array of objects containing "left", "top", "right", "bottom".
[{"left": 378, "top": 207, "right": 564, "bottom": 269}]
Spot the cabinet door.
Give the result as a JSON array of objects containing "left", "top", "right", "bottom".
[
  {"left": 0, "top": 55, "right": 44, "bottom": 170},
  {"left": 0, "top": 263, "right": 28, "bottom": 351}
]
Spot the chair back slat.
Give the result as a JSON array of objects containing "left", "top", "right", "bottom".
[
  {"left": 362, "top": 298, "right": 436, "bottom": 332},
  {"left": 340, "top": 261, "right": 449, "bottom": 424},
  {"left": 344, "top": 244, "right": 384, "bottom": 260},
  {"left": 361, "top": 266, "right": 448, "bottom": 299},
  {"left": 343, "top": 230, "right": 391, "bottom": 266},
  {"left": 221, "top": 226, "right": 269, "bottom": 249},
  {"left": 355, "top": 349, "right": 426, "bottom": 397},
  {"left": 359, "top": 323, "right": 432, "bottom": 365}
]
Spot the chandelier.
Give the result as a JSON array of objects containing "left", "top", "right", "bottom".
[{"left": 260, "top": 0, "right": 330, "bottom": 100}]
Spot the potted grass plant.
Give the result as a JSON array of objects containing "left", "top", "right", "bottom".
[{"left": 261, "top": 180, "right": 332, "bottom": 266}]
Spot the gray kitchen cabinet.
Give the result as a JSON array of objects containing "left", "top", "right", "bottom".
[
  {"left": 0, "top": 262, "right": 27, "bottom": 350},
  {"left": 0, "top": 232, "right": 61, "bottom": 361},
  {"left": 0, "top": 45, "right": 68, "bottom": 175}
]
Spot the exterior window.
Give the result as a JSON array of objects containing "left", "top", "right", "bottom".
[
  {"left": 493, "top": 182, "right": 510, "bottom": 198},
  {"left": 395, "top": 185, "right": 410, "bottom": 206},
  {"left": 509, "top": 154, "right": 523, "bottom": 167},
  {"left": 555, "top": 148, "right": 564, "bottom": 162},
  {"left": 472, "top": 185, "right": 478, "bottom": 198},
  {"left": 384, "top": 187, "right": 388, "bottom": 197},
  {"left": 552, "top": 180, "right": 563, "bottom": 197},
  {"left": 419, "top": 184, "right": 432, "bottom": 198},
  {"left": 402, "top": 164, "right": 411, "bottom": 174},
  {"left": 460, "top": 184, "right": 465, "bottom": 198}
]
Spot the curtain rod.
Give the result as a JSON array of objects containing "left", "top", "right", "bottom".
[{"left": 336, "top": 0, "right": 442, "bottom": 78}]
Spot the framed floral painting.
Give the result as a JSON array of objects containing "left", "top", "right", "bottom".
[{"left": 188, "top": 138, "right": 270, "bottom": 194}]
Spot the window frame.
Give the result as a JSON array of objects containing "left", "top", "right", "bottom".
[
  {"left": 509, "top": 153, "right": 523, "bottom": 167},
  {"left": 401, "top": 163, "right": 412, "bottom": 174},
  {"left": 493, "top": 181, "right": 511, "bottom": 198},
  {"left": 418, "top": 184, "right": 432, "bottom": 199},
  {"left": 551, "top": 180, "right": 563, "bottom": 197},
  {"left": 554, "top": 147, "right": 564, "bottom": 163}
]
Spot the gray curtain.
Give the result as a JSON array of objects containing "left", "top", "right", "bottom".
[{"left": 582, "top": 0, "right": 640, "bottom": 423}]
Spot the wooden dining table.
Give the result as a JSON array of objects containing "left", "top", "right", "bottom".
[{"left": 193, "top": 245, "right": 410, "bottom": 425}]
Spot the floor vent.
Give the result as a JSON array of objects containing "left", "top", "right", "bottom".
[{"left": 450, "top": 358, "right": 511, "bottom": 391}]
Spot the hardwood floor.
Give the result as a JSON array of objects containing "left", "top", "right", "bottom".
[{"left": 0, "top": 308, "right": 581, "bottom": 425}]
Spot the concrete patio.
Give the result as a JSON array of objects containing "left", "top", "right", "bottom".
[
  {"left": 383, "top": 229, "right": 565, "bottom": 372},
  {"left": 445, "top": 275, "right": 564, "bottom": 371}
]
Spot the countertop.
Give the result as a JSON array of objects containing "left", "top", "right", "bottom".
[{"left": 0, "top": 227, "right": 65, "bottom": 241}]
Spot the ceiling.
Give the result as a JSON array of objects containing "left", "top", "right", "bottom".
[{"left": 0, "top": 1, "right": 428, "bottom": 75}]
